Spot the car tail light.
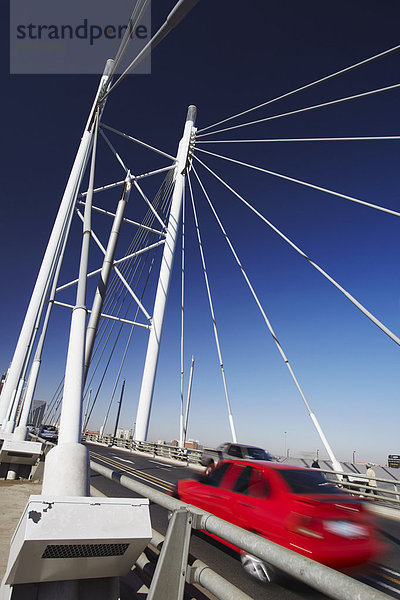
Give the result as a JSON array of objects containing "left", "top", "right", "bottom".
[
  {"left": 323, "top": 520, "right": 368, "bottom": 539},
  {"left": 286, "top": 513, "right": 324, "bottom": 539}
]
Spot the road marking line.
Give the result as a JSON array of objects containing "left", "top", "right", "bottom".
[
  {"left": 112, "top": 456, "right": 134, "bottom": 463},
  {"left": 379, "top": 565, "right": 400, "bottom": 578},
  {"left": 149, "top": 460, "right": 172, "bottom": 469},
  {"left": 90, "top": 452, "right": 173, "bottom": 491},
  {"left": 365, "top": 577, "right": 400, "bottom": 596}
]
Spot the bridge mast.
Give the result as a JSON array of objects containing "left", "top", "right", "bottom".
[
  {"left": 134, "top": 106, "right": 197, "bottom": 441},
  {"left": 0, "top": 60, "right": 114, "bottom": 432}
]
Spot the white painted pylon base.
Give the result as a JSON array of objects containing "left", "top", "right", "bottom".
[{"left": 42, "top": 443, "right": 89, "bottom": 496}]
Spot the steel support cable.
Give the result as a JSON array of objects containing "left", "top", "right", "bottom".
[
  {"left": 89, "top": 172, "right": 174, "bottom": 356},
  {"left": 194, "top": 155, "right": 400, "bottom": 347},
  {"left": 89, "top": 170, "right": 173, "bottom": 340},
  {"left": 43, "top": 377, "right": 64, "bottom": 422},
  {"left": 197, "top": 83, "right": 400, "bottom": 139},
  {"left": 75, "top": 210, "right": 155, "bottom": 324},
  {"left": 83, "top": 175, "right": 175, "bottom": 401},
  {"left": 83, "top": 248, "right": 154, "bottom": 427},
  {"left": 49, "top": 171, "right": 174, "bottom": 419},
  {"left": 109, "top": 0, "right": 151, "bottom": 79},
  {"left": 99, "top": 129, "right": 129, "bottom": 173},
  {"left": 102, "top": 0, "right": 201, "bottom": 100},
  {"left": 187, "top": 174, "right": 238, "bottom": 443},
  {"left": 191, "top": 166, "right": 317, "bottom": 420},
  {"left": 198, "top": 43, "right": 400, "bottom": 134},
  {"left": 84, "top": 238, "right": 160, "bottom": 431},
  {"left": 22, "top": 187, "right": 79, "bottom": 428},
  {"left": 197, "top": 135, "right": 400, "bottom": 144},
  {"left": 196, "top": 148, "right": 400, "bottom": 218},
  {"left": 83, "top": 203, "right": 169, "bottom": 401},
  {"left": 86, "top": 173, "right": 174, "bottom": 368},
  {"left": 44, "top": 382, "right": 64, "bottom": 424},
  {"left": 191, "top": 166, "right": 344, "bottom": 472},
  {"left": 32, "top": 191, "right": 79, "bottom": 426},
  {"left": 101, "top": 124, "right": 176, "bottom": 161},
  {"left": 98, "top": 251, "right": 158, "bottom": 434}
]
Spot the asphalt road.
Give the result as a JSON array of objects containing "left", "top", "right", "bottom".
[{"left": 86, "top": 442, "right": 400, "bottom": 600}]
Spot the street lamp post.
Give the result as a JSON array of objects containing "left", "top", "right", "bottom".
[{"left": 284, "top": 431, "right": 287, "bottom": 457}]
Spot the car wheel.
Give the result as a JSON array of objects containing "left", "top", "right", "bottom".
[{"left": 240, "top": 553, "right": 275, "bottom": 583}]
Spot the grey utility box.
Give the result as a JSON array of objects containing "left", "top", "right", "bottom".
[
  {"left": 0, "top": 440, "right": 42, "bottom": 465},
  {"left": 5, "top": 495, "right": 152, "bottom": 585}
]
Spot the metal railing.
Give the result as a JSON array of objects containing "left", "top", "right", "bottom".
[
  {"left": 83, "top": 433, "right": 204, "bottom": 465},
  {"left": 83, "top": 433, "right": 400, "bottom": 507},
  {"left": 90, "top": 458, "right": 389, "bottom": 600}
]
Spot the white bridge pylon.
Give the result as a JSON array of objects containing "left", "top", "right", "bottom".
[{"left": 134, "top": 106, "right": 197, "bottom": 442}]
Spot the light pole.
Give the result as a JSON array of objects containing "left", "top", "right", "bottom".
[{"left": 284, "top": 431, "right": 287, "bottom": 457}]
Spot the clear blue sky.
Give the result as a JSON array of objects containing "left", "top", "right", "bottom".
[{"left": 1, "top": 1, "right": 400, "bottom": 465}]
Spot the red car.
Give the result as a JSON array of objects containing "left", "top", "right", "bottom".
[{"left": 171, "top": 460, "right": 384, "bottom": 582}]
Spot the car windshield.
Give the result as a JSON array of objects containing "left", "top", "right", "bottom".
[
  {"left": 244, "top": 447, "right": 272, "bottom": 461},
  {"left": 42, "top": 426, "right": 57, "bottom": 432},
  {"left": 277, "top": 469, "right": 343, "bottom": 495}
]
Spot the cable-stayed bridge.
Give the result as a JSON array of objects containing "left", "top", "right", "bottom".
[{"left": 1, "top": 1, "right": 400, "bottom": 598}]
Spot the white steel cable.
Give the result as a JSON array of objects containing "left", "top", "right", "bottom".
[
  {"left": 83, "top": 174, "right": 175, "bottom": 404},
  {"left": 91, "top": 172, "right": 174, "bottom": 347},
  {"left": 187, "top": 175, "right": 238, "bottom": 443},
  {"left": 197, "top": 83, "right": 400, "bottom": 138},
  {"left": 103, "top": 0, "right": 200, "bottom": 99},
  {"left": 83, "top": 236, "right": 161, "bottom": 428},
  {"left": 101, "top": 124, "right": 176, "bottom": 161},
  {"left": 196, "top": 148, "right": 400, "bottom": 218},
  {"left": 196, "top": 135, "right": 400, "bottom": 144},
  {"left": 99, "top": 129, "right": 129, "bottom": 173},
  {"left": 194, "top": 155, "right": 400, "bottom": 347},
  {"left": 198, "top": 43, "right": 400, "bottom": 134},
  {"left": 191, "top": 166, "right": 343, "bottom": 470},
  {"left": 109, "top": 0, "right": 151, "bottom": 79},
  {"left": 88, "top": 173, "right": 174, "bottom": 365},
  {"left": 84, "top": 235, "right": 160, "bottom": 430}
]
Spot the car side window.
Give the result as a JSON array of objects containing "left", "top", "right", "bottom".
[
  {"left": 227, "top": 445, "right": 243, "bottom": 458},
  {"left": 249, "top": 469, "right": 269, "bottom": 498},
  {"left": 205, "top": 462, "right": 231, "bottom": 487},
  {"left": 233, "top": 466, "right": 253, "bottom": 494}
]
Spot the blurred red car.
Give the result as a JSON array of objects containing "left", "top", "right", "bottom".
[{"left": 171, "top": 460, "right": 384, "bottom": 581}]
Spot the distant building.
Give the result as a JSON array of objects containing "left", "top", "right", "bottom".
[
  {"left": 29, "top": 400, "right": 46, "bottom": 427},
  {"left": 185, "top": 440, "right": 203, "bottom": 450}
]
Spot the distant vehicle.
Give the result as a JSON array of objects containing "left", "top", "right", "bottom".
[
  {"left": 200, "top": 442, "right": 274, "bottom": 467},
  {"left": 171, "top": 460, "right": 384, "bottom": 582},
  {"left": 388, "top": 455, "right": 400, "bottom": 468},
  {"left": 38, "top": 425, "right": 58, "bottom": 443}
]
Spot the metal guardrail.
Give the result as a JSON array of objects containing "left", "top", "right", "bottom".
[
  {"left": 83, "top": 433, "right": 204, "bottom": 465},
  {"left": 321, "top": 467, "right": 400, "bottom": 506},
  {"left": 90, "top": 458, "right": 389, "bottom": 600},
  {"left": 84, "top": 433, "right": 400, "bottom": 507}
]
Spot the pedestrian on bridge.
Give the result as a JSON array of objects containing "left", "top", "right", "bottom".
[{"left": 365, "top": 464, "right": 378, "bottom": 495}]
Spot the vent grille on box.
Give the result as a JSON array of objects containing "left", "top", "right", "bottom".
[{"left": 42, "top": 543, "right": 129, "bottom": 559}]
